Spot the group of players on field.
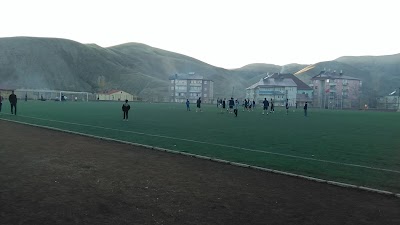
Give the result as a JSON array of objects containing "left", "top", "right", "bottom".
[{"left": 187, "top": 97, "right": 308, "bottom": 117}]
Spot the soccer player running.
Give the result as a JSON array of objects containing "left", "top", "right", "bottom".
[
  {"left": 9, "top": 91, "right": 17, "bottom": 115},
  {"left": 122, "top": 99, "right": 131, "bottom": 121},
  {"left": 0, "top": 94, "right": 2, "bottom": 112},
  {"left": 196, "top": 97, "right": 202, "bottom": 112},
  {"left": 262, "top": 98, "right": 269, "bottom": 115},
  {"left": 186, "top": 99, "right": 190, "bottom": 111}
]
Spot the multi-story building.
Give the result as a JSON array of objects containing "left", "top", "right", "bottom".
[
  {"left": 312, "top": 70, "right": 362, "bottom": 109},
  {"left": 169, "top": 73, "right": 214, "bottom": 103},
  {"left": 246, "top": 74, "right": 297, "bottom": 106},
  {"left": 269, "top": 73, "right": 313, "bottom": 106}
]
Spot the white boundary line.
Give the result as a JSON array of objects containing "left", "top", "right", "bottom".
[
  {"left": 3, "top": 114, "right": 400, "bottom": 175},
  {"left": 1, "top": 117, "right": 399, "bottom": 198}
]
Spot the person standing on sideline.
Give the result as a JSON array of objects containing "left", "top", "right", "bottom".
[
  {"left": 262, "top": 98, "right": 269, "bottom": 115},
  {"left": 25, "top": 93, "right": 28, "bottom": 101},
  {"left": 304, "top": 102, "right": 308, "bottom": 117},
  {"left": 196, "top": 97, "right": 202, "bottom": 112},
  {"left": 285, "top": 99, "right": 289, "bottom": 115},
  {"left": 122, "top": 99, "right": 131, "bottom": 121},
  {"left": 252, "top": 100, "right": 256, "bottom": 110},
  {"left": 186, "top": 99, "right": 190, "bottom": 111},
  {"left": 9, "top": 91, "right": 17, "bottom": 115}
]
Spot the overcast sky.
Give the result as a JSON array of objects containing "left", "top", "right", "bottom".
[{"left": 1, "top": 0, "right": 399, "bottom": 68}]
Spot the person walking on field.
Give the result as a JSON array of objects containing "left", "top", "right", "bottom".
[
  {"left": 304, "top": 101, "right": 308, "bottom": 117},
  {"left": 270, "top": 98, "right": 274, "bottom": 113},
  {"left": 196, "top": 97, "right": 202, "bottom": 112},
  {"left": 228, "top": 97, "right": 234, "bottom": 113},
  {"left": 285, "top": 99, "right": 289, "bottom": 115},
  {"left": 9, "top": 91, "right": 17, "bottom": 115},
  {"left": 234, "top": 99, "right": 239, "bottom": 117},
  {"left": 186, "top": 99, "right": 190, "bottom": 111},
  {"left": 221, "top": 98, "right": 226, "bottom": 113},
  {"left": 122, "top": 99, "right": 131, "bottom": 121}
]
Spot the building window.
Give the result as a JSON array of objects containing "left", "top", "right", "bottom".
[
  {"left": 204, "top": 81, "right": 207, "bottom": 84},
  {"left": 204, "top": 94, "right": 207, "bottom": 97},
  {"left": 204, "top": 88, "right": 207, "bottom": 91},
  {"left": 170, "top": 87, "right": 174, "bottom": 90},
  {"left": 171, "top": 80, "right": 174, "bottom": 83}
]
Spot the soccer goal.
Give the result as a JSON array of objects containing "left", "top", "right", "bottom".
[{"left": 15, "top": 89, "right": 91, "bottom": 102}]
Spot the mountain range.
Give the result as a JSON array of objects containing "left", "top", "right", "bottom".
[{"left": 0, "top": 37, "right": 399, "bottom": 105}]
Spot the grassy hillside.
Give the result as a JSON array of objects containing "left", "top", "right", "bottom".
[
  {"left": 336, "top": 54, "right": 400, "bottom": 96},
  {"left": 1, "top": 37, "right": 399, "bottom": 103}
]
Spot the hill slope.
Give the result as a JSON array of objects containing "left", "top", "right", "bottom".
[{"left": 1, "top": 37, "right": 399, "bottom": 104}]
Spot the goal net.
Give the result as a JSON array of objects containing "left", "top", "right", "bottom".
[{"left": 15, "top": 89, "right": 92, "bottom": 102}]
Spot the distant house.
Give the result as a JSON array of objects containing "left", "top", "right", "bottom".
[
  {"left": 311, "top": 70, "right": 362, "bottom": 109},
  {"left": 377, "top": 90, "right": 400, "bottom": 110},
  {"left": 97, "top": 90, "right": 136, "bottom": 101},
  {"left": 246, "top": 73, "right": 297, "bottom": 106},
  {"left": 0, "top": 87, "right": 15, "bottom": 100},
  {"left": 169, "top": 72, "right": 214, "bottom": 103},
  {"left": 268, "top": 73, "right": 313, "bottom": 106}
]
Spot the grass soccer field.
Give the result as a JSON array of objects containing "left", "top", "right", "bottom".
[{"left": 1, "top": 101, "right": 399, "bottom": 193}]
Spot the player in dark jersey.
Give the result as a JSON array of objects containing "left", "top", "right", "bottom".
[
  {"left": 262, "top": 98, "right": 269, "bottom": 115},
  {"left": 196, "top": 97, "right": 202, "bottom": 112}
]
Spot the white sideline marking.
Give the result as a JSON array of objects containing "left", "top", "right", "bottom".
[
  {"left": 2, "top": 113, "right": 400, "bottom": 174},
  {"left": 1, "top": 117, "right": 399, "bottom": 198}
]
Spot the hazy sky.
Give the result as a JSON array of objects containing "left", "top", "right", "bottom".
[{"left": 1, "top": 0, "right": 399, "bottom": 68}]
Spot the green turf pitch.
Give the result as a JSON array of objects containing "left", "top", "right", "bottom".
[{"left": 1, "top": 101, "right": 400, "bottom": 193}]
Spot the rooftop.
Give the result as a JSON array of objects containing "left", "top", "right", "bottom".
[
  {"left": 269, "top": 73, "right": 312, "bottom": 90},
  {"left": 169, "top": 73, "right": 212, "bottom": 81},
  {"left": 247, "top": 76, "right": 297, "bottom": 89},
  {"left": 311, "top": 70, "right": 360, "bottom": 81}
]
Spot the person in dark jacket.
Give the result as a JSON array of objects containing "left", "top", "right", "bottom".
[
  {"left": 9, "top": 91, "right": 17, "bottom": 115},
  {"left": 0, "top": 95, "right": 3, "bottom": 112},
  {"left": 262, "top": 98, "right": 269, "bottom": 115},
  {"left": 196, "top": 97, "right": 202, "bottom": 112},
  {"left": 304, "top": 102, "right": 308, "bottom": 117},
  {"left": 122, "top": 99, "right": 131, "bottom": 121},
  {"left": 285, "top": 99, "right": 289, "bottom": 115}
]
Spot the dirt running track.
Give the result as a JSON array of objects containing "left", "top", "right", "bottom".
[{"left": 0, "top": 120, "right": 399, "bottom": 225}]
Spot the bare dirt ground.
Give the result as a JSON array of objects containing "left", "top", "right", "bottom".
[{"left": 0, "top": 120, "right": 399, "bottom": 225}]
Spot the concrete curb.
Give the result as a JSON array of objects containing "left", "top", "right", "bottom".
[{"left": 1, "top": 117, "right": 399, "bottom": 198}]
